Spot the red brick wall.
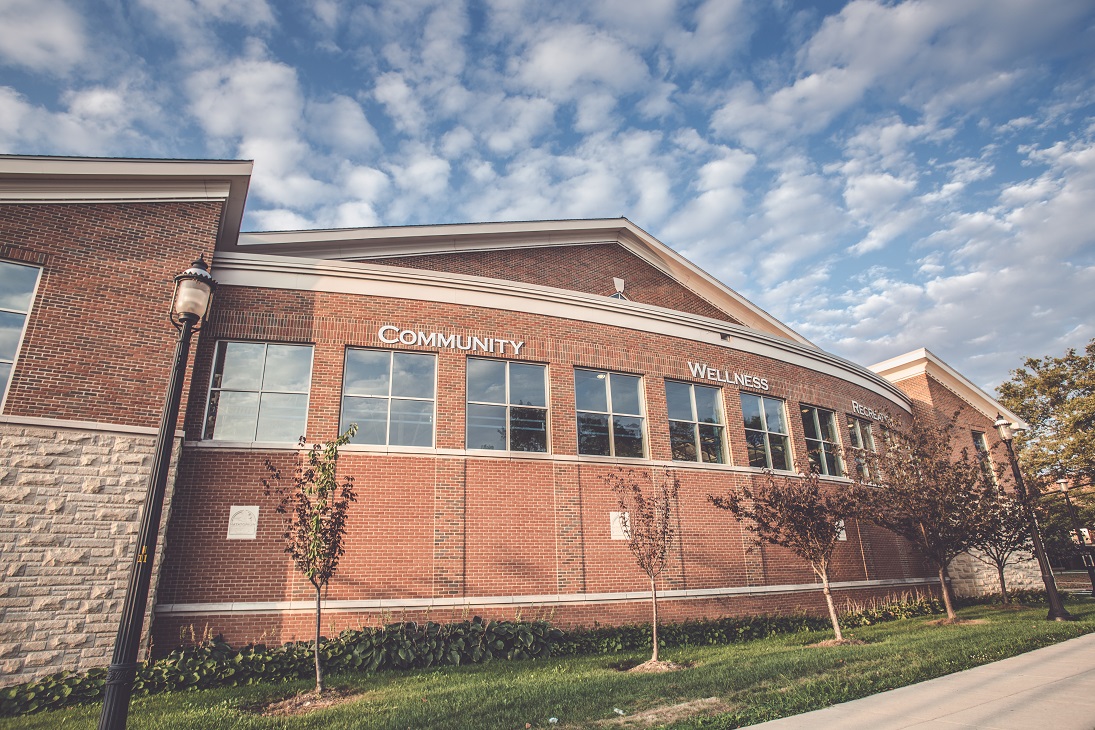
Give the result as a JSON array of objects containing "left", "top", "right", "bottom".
[
  {"left": 370, "top": 243, "right": 744, "bottom": 324},
  {"left": 0, "top": 202, "right": 224, "bottom": 429}
]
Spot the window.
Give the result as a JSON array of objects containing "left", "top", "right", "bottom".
[
  {"left": 205, "top": 342, "right": 313, "bottom": 441},
  {"left": 0, "top": 261, "right": 40, "bottom": 405},
  {"left": 740, "top": 393, "right": 791, "bottom": 470},
  {"left": 847, "top": 416, "right": 877, "bottom": 480},
  {"left": 801, "top": 405, "right": 843, "bottom": 477},
  {"left": 575, "top": 369, "right": 646, "bottom": 457},
  {"left": 466, "top": 358, "right": 548, "bottom": 452},
  {"left": 341, "top": 348, "right": 436, "bottom": 447},
  {"left": 665, "top": 380, "right": 726, "bottom": 463},
  {"left": 972, "top": 430, "right": 996, "bottom": 484}
]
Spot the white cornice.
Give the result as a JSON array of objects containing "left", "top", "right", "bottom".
[
  {"left": 235, "top": 218, "right": 809, "bottom": 345},
  {"left": 869, "top": 348, "right": 1027, "bottom": 429},
  {"left": 0, "top": 155, "right": 253, "bottom": 250},
  {"left": 210, "top": 251, "right": 912, "bottom": 410}
]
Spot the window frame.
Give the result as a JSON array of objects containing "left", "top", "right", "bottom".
[
  {"left": 664, "top": 379, "right": 727, "bottom": 463},
  {"left": 0, "top": 260, "right": 42, "bottom": 413},
  {"left": 972, "top": 430, "right": 997, "bottom": 485},
  {"left": 740, "top": 392, "right": 793, "bottom": 471},
  {"left": 340, "top": 347, "right": 439, "bottom": 448},
  {"left": 846, "top": 415, "right": 878, "bottom": 481},
  {"left": 465, "top": 356, "right": 549, "bottom": 453},
  {"left": 203, "top": 340, "right": 314, "bottom": 442},
  {"left": 800, "top": 404, "right": 844, "bottom": 477},
  {"left": 574, "top": 368, "right": 648, "bottom": 459}
]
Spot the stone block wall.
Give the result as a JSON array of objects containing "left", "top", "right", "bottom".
[
  {"left": 948, "top": 550, "right": 1042, "bottom": 597},
  {"left": 0, "top": 420, "right": 179, "bottom": 687}
]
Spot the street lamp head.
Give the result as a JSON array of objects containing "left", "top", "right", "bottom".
[
  {"left": 1057, "top": 477, "right": 1070, "bottom": 493},
  {"left": 994, "top": 413, "right": 1014, "bottom": 442},
  {"left": 171, "top": 255, "right": 217, "bottom": 328}
]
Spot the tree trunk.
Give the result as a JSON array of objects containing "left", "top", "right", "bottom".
[
  {"left": 938, "top": 565, "right": 956, "bottom": 620},
  {"left": 314, "top": 584, "right": 324, "bottom": 694},
  {"left": 997, "top": 563, "right": 1010, "bottom": 604},
  {"left": 650, "top": 576, "right": 659, "bottom": 663},
  {"left": 820, "top": 572, "right": 843, "bottom": 641}
]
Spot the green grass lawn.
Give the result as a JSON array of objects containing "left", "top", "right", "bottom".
[{"left": 7, "top": 600, "right": 1095, "bottom": 730}]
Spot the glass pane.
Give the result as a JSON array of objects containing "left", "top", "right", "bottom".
[
  {"left": 847, "top": 420, "right": 863, "bottom": 449},
  {"left": 612, "top": 415, "right": 645, "bottom": 458},
  {"left": 467, "top": 403, "right": 506, "bottom": 450},
  {"left": 215, "top": 342, "right": 265, "bottom": 390},
  {"left": 574, "top": 370, "right": 608, "bottom": 412},
  {"left": 699, "top": 424, "right": 724, "bottom": 464},
  {"left": 577, "top": 412, "right": 610, "bottom": 455},
  {"left": 207, "top": 390, "right": 259, "bottom": 441},
  {"left": 390, "top": 398, "right": 434, "bottom": 447},
  {"left": 825, "top": 449, "right": 842, "bottom": 477},
  {"left": 745, "top": 430, "right": 768, "bottom": 468},
  {"left": 392, "top": 352, "right": 436, "bottom": 399},
  {"left": 509, "top": 363, "right": 546, "bottom": 407},
  {"left": 764, "top": 398, "right": 788, "bottom": 435},
  {"left": 665, "top": 381, "right": 694, "bottom": 421},
  {"left": 341, "top": 396, "right": 388, "bottom": 444},
  {"left": 0, "top": 361, "right": 10, "bottom": 400},
  {"left": 0, "top": 311, "right": 24, "bottom": 361},
  {"left": 801, "top": 407, "right": 819, "bottom": 440},
  {"left": 262, "top": 345, "right": 312, "bottom": 392},
  {"left": 510, "top": 406, "right": 548, "bottom": 452},
  {"left": 806, "top": 443, "right": 823, "bottom": 473},
  {"left": 669, "top": 420, "right": 697, "bottom": 461},
  {"left": 344, "top": 349, "right": 391, "bottom": 396},
  {"left": 610, "top": 374, "right": 642, "bottom": 415},
  {"left": 256, "top": 392, "right": 308, "bottom": 442},
  {"left": 467, "top": 358, "right": 506, "bottom": 404},
  {"left": 0, "top": 261, "right": 39, "bottom": 311},
  {"left": 818, "top": 409, "right": 838, "bottom": 442},
  {"left": 740, "top": 394, "right": 763, "bottom": 431},
  {"left": 770, "top": 434, "right": 790, "bottom": 470},
  {"left": 694, "top": 386, "right": 722, "bottom": 424}
]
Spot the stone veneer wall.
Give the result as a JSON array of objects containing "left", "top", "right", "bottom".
[
  {"left": 948, "top": 550, "right": 1042, "bottom": 597},
  {"left": 0, "top": 419, "right": 179, "bottom": 686}
]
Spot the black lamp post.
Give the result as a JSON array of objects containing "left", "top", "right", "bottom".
[
  {"left": 1056, "top": 477, "right": 1095, "bottom": 596},
  {"left": 99, "top": 257, "right": 216, "bottom": 730},
  {"left": 994, "top": 413, "right": 1071, "bottom": 621}
]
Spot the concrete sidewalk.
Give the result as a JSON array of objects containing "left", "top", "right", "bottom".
[{"left": 748, "top": 631, "right": 1095, "bottom": 729}]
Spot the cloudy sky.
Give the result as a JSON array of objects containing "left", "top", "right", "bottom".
[{"left": 1, "top": 0, "right": 1093, "bottom": 390}]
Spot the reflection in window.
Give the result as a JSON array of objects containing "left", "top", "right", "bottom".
[
  {"left": 341, "top": 349, "right": 436, "bottom": 447},
  {"left": 740, "top": 393, "right": 791, "bottom": 470},
  {"left": 665, "top": 380, "right": 725, "bottom": 463},
  {"left": 204, "top": 342, "right": 313, "bottom": 441},
  {"left": 972, "top": 430, "right": 996, "bottom": 485},
  {"left": 0, "top": 260, "right": 40, "bottom": 404},
  {"left": 575, "top": 369, "right": 646, "bottom": 457},
  {"left": 847, "top": 416, "right": 877, "bottom": 481},
  {"left": 466, "top": 358, "right": 548, "bottom": 451},
  {"left": 801, "top": 405, "right": 843, "bottom": 476}
]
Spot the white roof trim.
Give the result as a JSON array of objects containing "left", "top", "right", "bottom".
[
  {"left": 233, "top": 218, "right": 808, "bottom": 345},
  {"left": 869, "top": 348, "right": 1027, "bottom": 429}
]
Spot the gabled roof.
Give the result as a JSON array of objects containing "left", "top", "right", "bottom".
[
  {"left": 230, "top": 218, "right": 810, "bottom": 345},
  {"left": 869, "top": 348, "right": 1028, "bottom": 430}
]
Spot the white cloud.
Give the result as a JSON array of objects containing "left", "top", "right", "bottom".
[
  {"left": 374, "top": 72, "right": 427, "bottom": 136},
  {"left": 306, "top": 95, "right": 379, "bottom": 152},
  {"left": 0, "top": 0, "right": 86, "bottom": 73},
  {"left": 514, "top": 25, "right": 649, "bottom": 101}
]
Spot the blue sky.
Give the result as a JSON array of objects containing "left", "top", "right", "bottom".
[{"left": 1, "top": 0, "right": 1093, "bottom": 391}]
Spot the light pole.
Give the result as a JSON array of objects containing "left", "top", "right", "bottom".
[
  {"left": 99, "top": 257, "right": 216, "bottom": 730},
  {"left": 1056, "top": 477, "right": 1095, "bottom": 596},
  {"left": 994, "top": 414, "right": 1072, "bottom": 621}
]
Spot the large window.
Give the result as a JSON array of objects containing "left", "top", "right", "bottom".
[
  {"left": 972, "top": 430, "right": 996, "bottom": 484},
  {"left": 575, "top": 369, "right": 646, "bottom": 458},
  {"left": 341, "top": 349, "right": 436, "bottom": 447},
  {"left": 466, "top": 358, "right": 548, "bottom": 452},
  {"left": 204, "top": 342, "right": 313, "bottom": 441},
  {"left": 665, "top": 380, "right": 725, "bottom": 463},
  {"left": 0, "top": 261, "right": 40, "bottom": 405},
  {"left": 740, "top": 393, "right": 791, "bottom": 470},
  {"left": 847, "top": 416, "right": 877, "bottom": 480},
  {"left": 801, "top": 405, "right": 843, "bottom": 477}
]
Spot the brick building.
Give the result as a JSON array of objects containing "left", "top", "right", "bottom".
[{"left": 0, "top": 155, "right": 1034, "bottom": 685}]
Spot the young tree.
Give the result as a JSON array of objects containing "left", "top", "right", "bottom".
[
  {"left": 847, "top": 414, "right": 991, "bottom": 620},
  {"left": 262, "top": 425, "right": 358, "bottom": 694},
  {"left": 967, "top": 490, "right": 1032, "bottom": 603},
  {"left": 997, "top": 339, "right": 1095, "bottom": 487},
  {"left": 710, "top": 464, "right": 858, "bottom": 641},
  {"left": 606, "top": 467, "right": 680, "bottom": 664}
]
